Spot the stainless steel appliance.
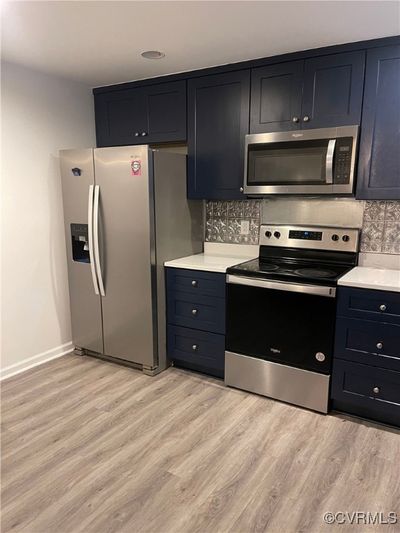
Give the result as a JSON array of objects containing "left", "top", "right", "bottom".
[
  {"left": 243, "top": 126, "right": 359, "bottom": 196},
  {"left": 60, "top": 146, "right": 203, "bottom": 374},
  {"left": 225, "top": 224, "right": 359, "bottom": 413}
]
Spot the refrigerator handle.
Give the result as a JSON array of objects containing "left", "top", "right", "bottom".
[
  {"left": 88, "top": 185, "right": 100, "bottom": 295},
  {"left": 93, "top": 185, "right": 106, "bottom": 297}
]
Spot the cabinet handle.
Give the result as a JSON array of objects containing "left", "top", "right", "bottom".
[
  {"left": 134, "top": 132, "right": 140, "bottom": 137},
  {"left": 379, "top": 304, "right": 387, "bottom": 312},
  {"left": 191, "top": 309, "right": 198, "bottom": 316},
  {"left": 303, "top": 116, "right": 310, "bottom": 122},
  {"left": 292, "top": 116, "right": 299, "bottom": 123},
  {"left": 141, "top": 132, "right": 147, "bottom": 136},
  {"left": 373, "top": 386, "right": 380, "bottom": 394},
  {"left": 376, "top": 342, "right": 383, "bottom": 350},
  {"left": 239, "top": 187, "right": 244, "bottom": 193},
  {"left": 191, "top": 280, "right": 198, "bottom": 287},
  {"left": 192, "top": 344, "right": 198, "bottom": 351}
]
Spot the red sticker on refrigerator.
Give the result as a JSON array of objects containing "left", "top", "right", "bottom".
[{"left": 131, "top": 159, "right": 141, "bottom": 176}]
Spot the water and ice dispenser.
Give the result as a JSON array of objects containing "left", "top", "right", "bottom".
[{"left": 70, "top": 223, "right": 90, "bottom": 263}]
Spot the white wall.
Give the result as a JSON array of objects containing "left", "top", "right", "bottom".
[{"left": 1, "top": 61, "right": 95, "bottom": 377}]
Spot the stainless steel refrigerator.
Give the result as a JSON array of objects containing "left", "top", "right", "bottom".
[{"left": 60, "top": 146, "right": 203, "bottom": 374}]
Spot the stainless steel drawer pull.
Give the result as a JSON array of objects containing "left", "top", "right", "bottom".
[
  {"left": 192, "top": 344, "right": 198, "bottom": 351},
  {"left": 379, "top": 304, "right": 387, "bottom": 311},
  {"left": 191, "top": 280, "right": 198, "bottom": 287},
  {"left": 376, "top": 342, "right": 383, "bottom": 350},
  {"left": 191, "top": 309, "right": 198, "bottom": 316},
  {"left": 373, "top": 386, "right": 380, "bottom": 394}
]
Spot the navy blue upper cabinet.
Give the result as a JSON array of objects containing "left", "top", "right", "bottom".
[
  {"left": 302, "top": 51, "right": 365, "bottom": 128},
  {"left": 356, "top": 45, "right": 400, "bottom": 200},
  {"left": 95, "top": 81, "right": 186, "bottom": 147},
  {"left": 250, "top": 61, "right": 303, "bottom": 133},
  {"left": 187, "top": 70, "right": 250, "bottom": 200},
  {"left": 250, "top": 51, "right": 365, "bottom": 133}
]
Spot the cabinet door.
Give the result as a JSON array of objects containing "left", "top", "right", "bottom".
[
  {"left": 331, "top": 359, "right": 400, "bottom": 427},
  {"left": 187, "top": 70, "right": 250, "bottom": 200},
  {"left": 95, "top": 81, "right": 187, "bottom": 147},
  {"left": 250, "top": 61, "right": 303, "bottom": 133},
  {"left": 168, "top": 326, "right": 225, "bottom": 378},
  {"left": 302, "top": 51, "right": 365, "bottom": 129},
  {"left": 356, "top": 45, "right": 400, "bottom": 200},
  {"left": 95, "top": 88, "right": 147, "bottom": 147},
  {"left": 145, "top": 81, "right": 186, "bottom": 143}
]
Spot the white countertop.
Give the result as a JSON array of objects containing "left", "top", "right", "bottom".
[
  {"left": 164, "top": 245, "right": 257, "bottom": 273},
  {"left": 338, "top": 266, "right": 400, "bottom": 293},
  {"left": 164, "top": 253, "right": 256, "bottom": 273}
]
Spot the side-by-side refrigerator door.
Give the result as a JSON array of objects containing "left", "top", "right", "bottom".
[
  {"left": 60, "top": 149, "right": 104, "bottom": 353},
  {"left": 93, "top": 146, "right": 156, "bottom": 367}
]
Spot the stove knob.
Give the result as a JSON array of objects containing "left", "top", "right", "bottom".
[
  {"left": 342, "top": 235, "right": 350, "bottom": 242},
  {"left": 331, "top": 234, "right": 339, "bottom": 241},
  {"left": 274, "top": 231, "right": 281, "bottom": 239},
  {"left": 265, "top": 230, "right": 272, "bottom": 238},
  {"left": 315, "top": 352, "right": 326, "bottom": 362}
]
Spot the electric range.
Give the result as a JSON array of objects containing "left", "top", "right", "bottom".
[{"left": 225, "top": 224, "right": 359, "bottom": 413}]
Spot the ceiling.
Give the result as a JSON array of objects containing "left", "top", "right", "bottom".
[{"left": 2, "top": 1, "right": 399, "bottom": 88}]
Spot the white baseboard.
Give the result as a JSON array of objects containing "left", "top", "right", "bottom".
[{"left": 0, "top": 341, "right": 74, "bottom": 381}]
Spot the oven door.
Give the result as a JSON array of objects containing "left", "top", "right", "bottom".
[{"left": 226, "top": 275, "right": 336, "bottom": 374}]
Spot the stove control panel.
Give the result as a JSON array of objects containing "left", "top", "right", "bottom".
[
  {"left": 289, "top": 230, "right": 322, "bottom": 241},
  {"left": 260, "top": 225, "right": 359, "bottom": 252}
]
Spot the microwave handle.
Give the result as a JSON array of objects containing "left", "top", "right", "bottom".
[{"left": 325, "top": 139, "right": 336, "bottom": 184}]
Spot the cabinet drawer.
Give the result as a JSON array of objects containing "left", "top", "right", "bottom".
[
  {"left": 167, "top": 291, "right": 225, "bottom": 334},
  {"left": 331, "top": 359, "right": 400, "bottom": 427},
  {"left": 166, "top": 268, "right": 226, "bottom": 299},
  {"left": 337, "top": 287, "right": 400, "bottom": 325},
  {"left": 168, "top": 326, "right": 224, "bottom": 378},
  {"left": 335, "top": 317, "right": 400, "bottom": 371}
]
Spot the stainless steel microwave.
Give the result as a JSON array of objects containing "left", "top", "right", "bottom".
[{"left": 243, "top": 125, "right": 359, "bottom": 195}]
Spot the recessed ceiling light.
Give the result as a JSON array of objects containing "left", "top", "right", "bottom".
[{"left": 141, "top": 50, "right": 166, "bottom": 60}]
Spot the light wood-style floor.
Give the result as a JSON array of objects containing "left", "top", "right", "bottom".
[{"left": 1, "top": 354, "right": 399, "bottom": 533}]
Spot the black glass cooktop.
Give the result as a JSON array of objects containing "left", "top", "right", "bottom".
[{"left": 226, "top": 258, "right": 353, "bottom": 286}]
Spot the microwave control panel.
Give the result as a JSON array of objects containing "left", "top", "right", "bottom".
[{"left": 333, "top": 137, "right": 353, "bottom": 184}]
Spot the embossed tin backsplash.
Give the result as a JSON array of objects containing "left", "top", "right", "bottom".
[
  {"left": 205, "top": 199, "right": 400, "bottom": 254},
  {"left": 205, "top": 200, "right": 261, "bottom": 245}
]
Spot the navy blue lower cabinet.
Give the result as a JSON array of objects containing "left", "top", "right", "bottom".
[
  {"left": 166, "top": 268, "right": 226, "bottom": 299},
  {"left": 331, "top": 359, "right": 400, "bottom": 427},
  {"left": 335, "top": 317, "right": 400, "bottom": 371},
  {"left": 167, "top": 326, "right": 225, "bottom": 378},
  {"left": 337, "top": 287, "right": 400, "bottom": 325},
  {"left": 167, "top": 291, "right": 225, "bottom": 334},
  {"left": 166, "top": 267, "right": 226, "bottom": 378}
]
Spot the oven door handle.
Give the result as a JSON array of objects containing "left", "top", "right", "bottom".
[
  {"left": 325, "top": 139, "right": 336, "bottom": 184},
  {"left": 226, "top": 275, "right": 336, "bottom": 298}
]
